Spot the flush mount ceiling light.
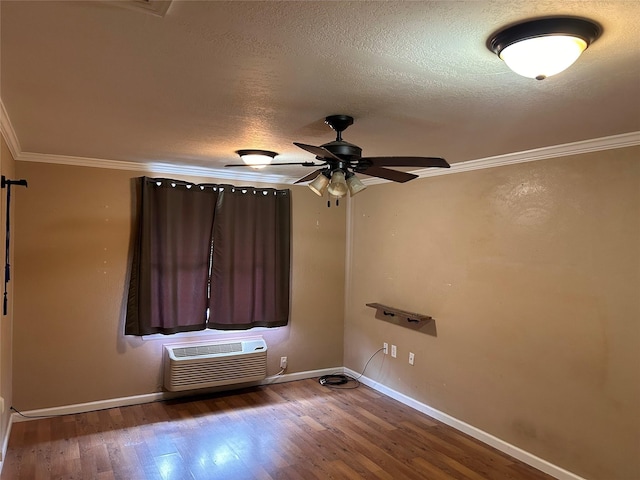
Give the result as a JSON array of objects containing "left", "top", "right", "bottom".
[
  {"left": 235, "top": 149, "right": 278, "bottom": 169},
  {"left": 488, "top": 17, "right": 601, "bottom": 80}
]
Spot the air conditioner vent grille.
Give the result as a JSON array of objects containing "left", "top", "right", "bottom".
[{"left": 172, "top": 342, "right": 242, "bottom": 358}]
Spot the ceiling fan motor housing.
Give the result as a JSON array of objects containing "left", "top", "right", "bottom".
[{"left": 321, "top": 140, "right": 362, "bottom": 160}]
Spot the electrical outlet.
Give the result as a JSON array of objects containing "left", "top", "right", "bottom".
[
  {"left": 280, "top": 356, "right": 287, "bottom": 369},
  {"left": 409, "top": 352, "right": 415, "bottom": 366},
  {"left": 391, "top": 345, "right": 397, "bottom": 358},
  {"left": 383, "top": 342, "right": 388, "bottom": 354}
]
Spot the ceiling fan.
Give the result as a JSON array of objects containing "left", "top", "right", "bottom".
[{"left": 225, "top": 114, "right": 450, "bottom": 199}]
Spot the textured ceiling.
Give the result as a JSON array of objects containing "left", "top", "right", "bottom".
[{"left": 1, "top": 1, "right": 639, "bottom": 183}]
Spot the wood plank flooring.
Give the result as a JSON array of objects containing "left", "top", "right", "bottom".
[{"left": 1, "top": 379, "right": 555, "bottom": 479}]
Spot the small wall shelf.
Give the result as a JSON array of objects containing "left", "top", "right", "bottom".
[{"left": 366, "top": 303, "right": 432, "bottom": 325}]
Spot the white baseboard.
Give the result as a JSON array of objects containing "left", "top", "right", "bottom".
[
  {"left": 11, "top": 392, "right": 166, "bottom": 423},
  {"left": 6, "top": 366, "right": 582, "bottom": 480},
  {"left": 0, "top": 414, "right": 13, "bottom": 473},
  {"left": 10, "top": 367, "right": 340, "bottom": 423},
  {"left": 344, "top": 368, "right": 584, "bottom": 480},
  {"left": 263, "top": 366, "right": 342, "bottom": 384}
]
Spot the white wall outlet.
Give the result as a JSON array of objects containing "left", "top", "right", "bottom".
[
  {"left": 409, "top": 352, "right": 415, "bottom": 365},
  {"left": 280, "top": 356, "right": 287, "bottom": 369},
  {"left": 383, "top": 342, "right": 388, "bottom": 354},
  {"left": 0, "top": 397, "right": 4, "bottom": 414},
  {"left": 391, "top": 345, "right": 397, "bottom": 358}
]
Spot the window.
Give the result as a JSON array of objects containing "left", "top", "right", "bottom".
[{"left": 125, "top": 177, "right": 291, "bottom": 335}]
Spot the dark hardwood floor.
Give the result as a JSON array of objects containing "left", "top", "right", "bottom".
[{"left": 1, "top": 378, "right": 554, "bottom": 479}]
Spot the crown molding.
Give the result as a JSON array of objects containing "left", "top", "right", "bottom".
[
  {"left": 0, "top": 99, "right": 21, "bottom": 160},
  {"left": 15, "top": 152, "right": 298, "bottom": 185},
  {"left": 144, "top": 161, "right": 298, "bottom": 185},
  {"left": 11, "top": 132, "right": 640, "bottom": 186},
  {"left": 362, "top": 131, "right": 640, "bottom": 185},
  {"left": 2, "top": 95, "right": 637, "bottom": 185}
]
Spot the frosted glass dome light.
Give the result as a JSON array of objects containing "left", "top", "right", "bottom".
[
  {"left": 236, "top": 150, "right": 278, "bottom": 169},
  {"left": 500, "top": 35, "right": 587, "bottom": 80},
  {"left": 489, "top": 17, "right": 601, "bottom": 80}
]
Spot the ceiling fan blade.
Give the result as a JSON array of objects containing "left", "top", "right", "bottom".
[
  {"left": 224, "top": 161, "right": 321, "bottom": 167},
  {"left": 361, "top": 156, "right": 450, "bottom": 168},
  {"left": 293, "top": 142, "right": 343, "bottom": 161},
  {"left": 359, "top": 166, "right": 418, "bottom": 183},
  {"left": 294, "top": 169, "right": 326, "bottom": 184}
]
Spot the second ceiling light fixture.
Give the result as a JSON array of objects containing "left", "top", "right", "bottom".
[{"left": 488, "top": 16, "right": 601, "bottom": 80}]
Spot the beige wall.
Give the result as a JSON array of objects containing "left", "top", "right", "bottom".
[
  {"left": 12, "top": 162, "right": 345, "bottom": 410},
  {"left": 344, "top": 146, "right": 640, "bottom": 480},
  {"left": 9, "top": 147, "right": 640, "bottom": 478},
  {"left": 0, "top": 137, "right": 16, "bottom": 460}
]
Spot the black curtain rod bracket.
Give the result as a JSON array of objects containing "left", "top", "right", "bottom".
[{"left": 1, "top": 176, "right": 28, "bottom": 189}]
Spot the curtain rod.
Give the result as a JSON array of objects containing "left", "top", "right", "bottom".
[
  {"left": 145, "top": 177, "right": 290, "bottom": 194},
  {"left": 2, "top": 175, "right": 28, "bottom": 315}
]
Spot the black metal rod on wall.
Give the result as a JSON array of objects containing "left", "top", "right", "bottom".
[{"left": 1, "top": 175, "right": 28, "bottom": 315}]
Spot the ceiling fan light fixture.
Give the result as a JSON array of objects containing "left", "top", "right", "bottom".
[
  {"left": 346, "top": 173, "right": 367, "bottom": 197},
  {"left": 235, "top": 149, "right": 278, "bottom": 169},
  {"left": 308, "top": 171, "right": 330, "bottom": 196},
  {"left": 327, "top": 170, "right": 349, "bottom": 198},
  {"left": 488, "top": 17, "right": 601, "bottom": 80}
]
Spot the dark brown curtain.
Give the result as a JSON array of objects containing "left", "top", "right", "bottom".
[
  {"left": 126, "top": 178, "right": 291, "bottom": 335},
  {"left": 125, "top": 178, "right": 218, "bottom": 335},
  {"left": 208, "top": 187, "right": 291, "bottom": 330}
]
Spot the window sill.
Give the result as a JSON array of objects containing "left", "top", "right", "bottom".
[{"left": 141, "top": 326, "right": 273, "bottom": 341}]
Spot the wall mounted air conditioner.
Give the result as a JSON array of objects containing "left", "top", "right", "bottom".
[{"left": 163, "top": 337, "right": 267, "bottom": 392}]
